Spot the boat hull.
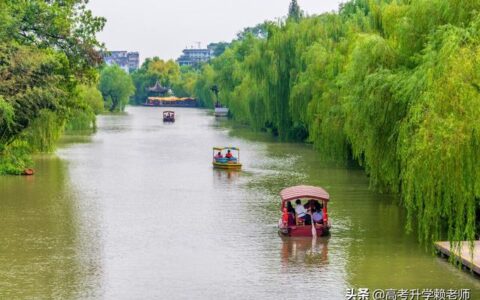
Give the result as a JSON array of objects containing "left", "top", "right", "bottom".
[
  {"left": 278, "top": 223, "right": 330, "bottom": 237},
  {"left": 212, "top": 162, "right": 242, "bottom": 170}
]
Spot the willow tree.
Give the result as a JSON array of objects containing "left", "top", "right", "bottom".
[
  {"left": 398, "top": 20, "right": 480, "bottom": 244},
  {"left": 99, "top": 65, "right": 135, "bottom": 112},
  {"left": 184, "top": 0, "right": 480, "bottom": 245}
]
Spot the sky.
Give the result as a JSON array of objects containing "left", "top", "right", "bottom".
[{"left": 87, "top": 0, "right": 346, "bottom": 62}]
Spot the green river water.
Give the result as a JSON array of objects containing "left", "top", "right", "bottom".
[{"left": 0, "top": 107, "right": 479, "bottom": 299}]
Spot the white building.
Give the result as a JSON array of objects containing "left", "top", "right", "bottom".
[
  {"left": 176, "top": 48, "right": 212, "bottom": 66},
  {"left": 103, "top": 51, "right": 140, "bottom": 73}
]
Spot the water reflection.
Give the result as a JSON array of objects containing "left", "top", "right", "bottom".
[
  {"left": 281, "top": 237, "right": 329, "bottom": 267},
  {"left": 0, "top": 156, "right": 102, "bottom": 299},
  {"left": 213, "top": 169, "right": 241, "bottom": 182}
]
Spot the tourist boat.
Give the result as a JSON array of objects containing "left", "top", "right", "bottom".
[
  {"left": 278, "top": 185, "right": 331, "bottom": 237},
  {"left": 212, "top": 147, "right": 242, "bottom": 170},
  {"left": 163, "top": 111, "right": 175, "bottom": 122},
  {"left": 145, "top": 97, "right": 197, "bottom": 107}
]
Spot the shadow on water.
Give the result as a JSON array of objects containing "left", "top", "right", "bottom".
[{"left": 280, "top": 237, "right": 330, "bottom": 268}]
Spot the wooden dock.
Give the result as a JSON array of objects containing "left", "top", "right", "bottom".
[{"left": 435, "top": 241, "right": 480, "bottom": 274}]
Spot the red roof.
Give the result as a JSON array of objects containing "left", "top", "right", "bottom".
[{"left": 280, "top": 185, "right": 330, "bottom": 202}]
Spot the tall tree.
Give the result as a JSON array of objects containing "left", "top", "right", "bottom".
[{"left": 288, "top": 0, "right": 302, "bottom": 22}]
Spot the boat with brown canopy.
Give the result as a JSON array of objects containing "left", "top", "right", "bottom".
[{"left": 278, "top": 185, "right": 331, "bottom": 237}]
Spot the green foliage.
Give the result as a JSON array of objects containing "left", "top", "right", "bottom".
[
  {"left": 99, "top": 65, "right": 135, "bottom": 112},
  {"left": 130, "top": 57, "right": 181, "bottom": 105},
  {"left": 288, "top": 0, "right": 303, "bottom": 22},
  {"left": 208, "top": 42, "right": 230, "bottom": 57},
  {"left": 77, "top": 84, "right": 104, "bottom": 115},
  {"left": 0, "top": 96, "right": 14, "bottom": 137},
  {"left": 65, "top": 84, "right": 103, "bottom": 131},
  {"left": 185, "top": 0, "right": 480, "bottom": 244},
  {"left": 398, "top": 21, "right": 480, "bottom": 244},
  {"left": 236, "top": 23, "right": 269, "bottom": 40},
  {"left": 0, "top": 140, "right": 33, "bottom": 175},
  {"left": 22, "top": 110, "right": 65, "bottom": 153},
  {"left": 0, "top": 1, "right": 104, "bottom": 174}
]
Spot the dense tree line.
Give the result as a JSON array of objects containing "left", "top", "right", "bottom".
[
  {"left": 130, "top": 58, "right": 199, "bottom": 105},
  {"left": 0, "top": 1, "right": 105, "bottom": 174},
  {"left": 185, "top": 0, "right": 480, "bottom": 244}
]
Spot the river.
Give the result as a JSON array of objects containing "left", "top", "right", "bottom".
[{"left": 1, "top": 107, "right": 479, "bottom": 299}]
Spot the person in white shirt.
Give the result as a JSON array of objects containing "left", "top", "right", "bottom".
[
  {"left": 295, "top": 199, "right": 310, "bottom": 224},
  {"left": 295, "top": 199, "right": 306, "bottom": 217}
]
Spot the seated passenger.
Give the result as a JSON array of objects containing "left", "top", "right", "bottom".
[
  {"left": 286, "top": 202, "right": 296, "bottom": 226},
  {"left": 225, "top": 150, "right": 233, "bottom": 159},
  {"left": 214, "top": 152, "right": 223, "bottom": 160},
  {"left": 295, "top": 199, "right": 306, "bottom": 218},
  {"left": 312, "top": 202, "right": 324, "bottom": 224},
  {"left": 295, "top": 199, "right": 311, "bottom": 224}
]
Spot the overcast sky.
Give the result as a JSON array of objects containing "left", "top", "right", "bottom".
[{"left": 87, "top": 0, "right": 346, "bottom": 62}]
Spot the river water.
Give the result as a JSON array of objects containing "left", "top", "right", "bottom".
[{"left": 1, "top": 107, "right": 479, "bottom": 299}]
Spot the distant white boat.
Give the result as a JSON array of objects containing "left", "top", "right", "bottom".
[{"left": 214, "top": 107, "right": 229, "bottom": 117}]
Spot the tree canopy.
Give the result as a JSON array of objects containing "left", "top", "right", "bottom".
[
  {"left": 184, "top": 0, "right": 480, "bottom": 245},
  {"left": 0, "top": 0, "right": 105, "bottom": 174},
  {"left": 288, "top": 0, "right": 303, "bottom": 22},
  {"left": 130, "top": 57, "right": 194, "bottom": 105},
  {"left": 99, "top": 65, "right": 135, "bottom": 112}
]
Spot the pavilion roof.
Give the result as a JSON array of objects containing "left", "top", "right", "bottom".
[{"left": 147, "top": 81, "right": 169, "bottom": 93}]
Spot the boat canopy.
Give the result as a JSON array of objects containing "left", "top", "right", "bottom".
[
  {"left": 280, "top": 185, "right": 330, "bottom": 203},
  {"left": 163, "top": 111, "right": 174, "bottom": 114},
  {"left": 213, "top": 147, "right": 239, "bottom": 151}
]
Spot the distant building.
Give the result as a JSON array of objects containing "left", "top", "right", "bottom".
[
  {"left": 103, "top": 51, "right": 139, "bottom": 73},
  {"left": 176, "top": 48, "right": 213, "bottom": 67},
  {"left": 127, "top": 52, "right": 140, "bottom": 71}
]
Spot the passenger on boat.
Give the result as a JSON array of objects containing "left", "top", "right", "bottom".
[
  {"left": 312, "top": 202, "right": 324, "bottom": 224},
  {"left": 214, "top": 152, "right": 223, "bottom": 160},
  {"left": 295, "top": 199, "right": 311, "bottom": 225},
  {"left": 226, "top": 150, "right": 233, "bottom": 159},
  {"left": 312, "top": 208, "right": 323, "bottom": 224},
  {"left": 286, "top": 202, "right": 296, "bottom": 226}
]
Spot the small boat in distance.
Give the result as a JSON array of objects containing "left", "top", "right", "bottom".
[
  {"left": 163, "top": 111, "right": 175, "bottom": 122},
  {"left": 212, "top": 147, "right": 242, "bottom": 170},
  {"left": 278, "top": 185, "right": 331, "bottom": 237}
]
